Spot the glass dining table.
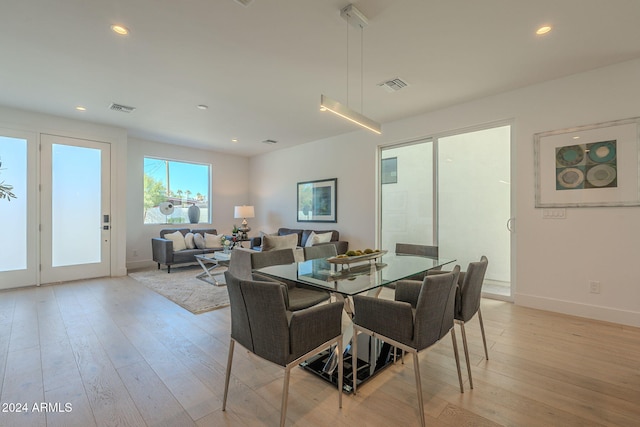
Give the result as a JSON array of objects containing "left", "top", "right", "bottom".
[{"left": 255, "top": 252, "right": 455, "bottom": 392}]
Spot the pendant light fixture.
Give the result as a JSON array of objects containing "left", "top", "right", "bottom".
[{"left": 320, "top": 4, "right": 382, "bottom": 135}]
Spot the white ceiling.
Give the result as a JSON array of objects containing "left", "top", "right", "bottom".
[{"left": 2, "top": 0, "right": 640, "bottom": 157}]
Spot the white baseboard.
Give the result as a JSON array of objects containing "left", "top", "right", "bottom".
[{"left": 515, "top": 293, "right": 640, "bottom": 328}]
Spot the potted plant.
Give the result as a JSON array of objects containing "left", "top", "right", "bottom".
[{"left": 0, "top": 160, "right": 16, "bottom": 202}]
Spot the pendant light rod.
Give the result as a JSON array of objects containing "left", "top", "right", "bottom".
[
  {"left": 320, "top": 4, "right": 382, "bottom": 134},
  {"left": 340, "top": 4, "right": 368, "bottom": 29}
]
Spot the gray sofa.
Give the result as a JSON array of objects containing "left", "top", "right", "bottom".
[
  {"left": 152, "top": 228, "right": 222, "bottom": 272},
  {"left": 249, "top": 227, "right": 348, "bottom": 255}
]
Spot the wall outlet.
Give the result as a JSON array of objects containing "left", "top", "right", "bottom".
[
  {"left": 133, "top": 250, "right": 138, "bottom": 257},
  {"left": 589, "top": 281, "right": 601, "bottom": 294}
]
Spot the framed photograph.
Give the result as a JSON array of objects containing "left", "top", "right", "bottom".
[
  {"left": 534, "top": 117, "right": 640, "bottom": 207},
  {"left": 297, "top": 178, "right": 337, "bottom": 222}
]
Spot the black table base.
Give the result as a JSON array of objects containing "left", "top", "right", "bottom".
[{"left": 300, "top": 338, "right": 400, "bottom": 394}]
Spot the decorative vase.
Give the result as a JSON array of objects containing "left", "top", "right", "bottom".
[{"left": 188, "top": 204, "right": 200, "bottom": 223}]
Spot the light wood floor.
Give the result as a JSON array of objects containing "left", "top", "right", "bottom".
[{"left": 1, "top": 276, "right": 639, "bottom": 427}]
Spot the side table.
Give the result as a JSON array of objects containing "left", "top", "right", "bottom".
[{"left": 194, "top": 251, "right": 231, "bottom": 286}]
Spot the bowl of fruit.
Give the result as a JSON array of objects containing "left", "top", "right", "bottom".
[{"left": 327, "top": 248, "right": 387, "bottom": 265}]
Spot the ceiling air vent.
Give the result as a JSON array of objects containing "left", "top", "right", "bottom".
[
  {"left": 109, "top": 103, "right": 136, "bottom": 113},
  {"left": 378, "top": 78, "right": 409, "bottom": 93},
  {"left": 261, "top": 139, "right": 278, "bottom": 145},
  {"left": 234, "top": 0, "right": 254, "bottom": 6}
]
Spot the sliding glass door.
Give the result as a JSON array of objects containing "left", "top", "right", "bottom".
[
  {"left": 380, "top": 139, "right": 434, "bottom": 251},
  {"left": 379, "top": 123, "right": 512, "bottom": 298},
  {"left": 437, "top": 125, "right": 512, "bottom": 297}
]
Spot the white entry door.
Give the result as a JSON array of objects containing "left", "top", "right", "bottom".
[{"left": 40, "top": 134, "right": 111, "bottom": 283}]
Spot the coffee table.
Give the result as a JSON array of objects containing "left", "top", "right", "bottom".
[{"left": 194, "top": 251, "right": 231, "bottom": 286}]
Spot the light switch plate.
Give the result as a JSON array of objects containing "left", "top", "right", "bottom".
[{"left": 542, "top": 208, "right": 566, "bottom": 219}]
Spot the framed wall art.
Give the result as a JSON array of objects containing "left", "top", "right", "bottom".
[
  {"left": 297, "top": 178, "right": 337, "bottom": 222},
  {"left": 534, "top": 117, "right": 640, "bottom": 207}
]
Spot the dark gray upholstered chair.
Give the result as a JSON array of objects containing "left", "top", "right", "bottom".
[
  {"left": 303, "top": 244, "right": 337, "bottom": 261},
  {"left": 352, "top": 267, "right": 463, "bottom": 427},
  {"left": 395, "top": 243, "right": 439, "bottom": 258},
  {"left": 222, "top": 272, "right": 344, "bottom": 427},
  {"left": 228, "top": 248, "right": 330, "bottom": 311},
  {"left": 392, "top": 243, "right": 440, "bottom": 283},
  {"left": 455, "top": 255, "right": 489, "bottom": 389},
  {"left": 227, "top": 248, "right": 254, "bottom": 280}
]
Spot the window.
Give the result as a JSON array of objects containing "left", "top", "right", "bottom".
[
  {"left": 143, "top": 157, "right": 210, "bottom": 224},
  {"left": 381, "top": 157, "right": 398, "bottom": 184},
  {"left": 0, "top": 135, "right": 27, "bottom": 272}
]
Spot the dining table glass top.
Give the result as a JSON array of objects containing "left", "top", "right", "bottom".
[{"left": 255, "top": 252, "right": 455, "bottom": 297}]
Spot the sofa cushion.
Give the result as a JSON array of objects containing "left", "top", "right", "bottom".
[
  {"left": 184, "top": 232, "right": 195, "bottom": 249},
  {"left": 160, "top": 228, "right": 190, "bottom": 239},
  {"left": 165, "top": 230, "right": 187, "bottom": 251},
  {"left": 304, "top": 231, "right": 333, "bottom": 247},
  {"left": 301, "top": 229, "right": 339, "bottom": 246},
  {"left": 262, "top": 233, "right": 298, "bottom": 251},
  {"left": 194, "top": 233, "right": 206, "bottom": 249},
  {"left": 278, "top": 228, "right": 304, "bottom": 246},
  {"left": 204, "top": 233, "right": 224, "bottom": 248}
]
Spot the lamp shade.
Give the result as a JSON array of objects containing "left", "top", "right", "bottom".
[{"left": 234, "top": 205, "right": 255, "bottom": 219}]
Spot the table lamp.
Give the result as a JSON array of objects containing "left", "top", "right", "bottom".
[{"left": 234, "top": 205, "right": 255, "bottom": 239}]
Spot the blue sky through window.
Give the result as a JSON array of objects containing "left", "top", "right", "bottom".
[{"left": 144, "top": 158, "right": 209, "bottom": 199}]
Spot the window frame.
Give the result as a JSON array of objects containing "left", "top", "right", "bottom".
[{"left": 143, "top": 157, "right": 211, "bottom": 225}]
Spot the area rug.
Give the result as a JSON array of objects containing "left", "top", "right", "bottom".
[{"left": 128, "top": 266, "right": 229, "bottom": 314}]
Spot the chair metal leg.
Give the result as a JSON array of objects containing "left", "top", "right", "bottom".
[
  {"left": 478, "top": 308, "right": 489, "bottom": 360},
  {"left": 352, "top": 326, "right": 358, "bottom": 395},
  {"left": 459, "top": 322, "right": 473, "bottom": 389},
  {"left": 222, "top": 339, "right": 235, "bottom": 411},
  {"left": 412, "top": 351, "right": 426, "bottom": 427},
  {"left": 450, "top": 328, "right": 464, "bottom": 393},
  {"left": 337, "top": 339, "right": 343, "bottom": 408},
  {"left": 281, "top": 367, "right": 291, "bottom": 427}
]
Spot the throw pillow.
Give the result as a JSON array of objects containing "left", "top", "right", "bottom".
[
  {"left": 262, "top": 233, "right": 298, "bottom": 251},
  {"left": 165, "top": 230, "right": 187, "bottom": 252},
  {"left": 184, "top": 232, "right": 195, "bottom": 249},
  {"left": 259, "top": 230, "right": 277, "bottom": 239},
  {"left": 304, "top": 231, "right": 333, "bottom": 247},
  {"left": 193, "top": 233, "right": 206, "bottom": 249},
  {"left": 204, "top": 233, "right": 224, "bottom": 248}
]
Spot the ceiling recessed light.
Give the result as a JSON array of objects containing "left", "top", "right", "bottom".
[
  {"left": 536, "top": 25, "right": 552, "bottom": 35},
  {"left": 231, "top": 138, "right": 238, "bottom": 143},
  {"left": 75, "top": 106, "right": 87, "bottom": 111},
  {"left": 196, "top": 104, "right": 208, "bottom": 110},
  {"left": 111, "top": 24, "right": 129, "bottom": 35}
]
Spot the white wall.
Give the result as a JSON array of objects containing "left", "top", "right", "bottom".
[
  {"left": 249, "top": 58, "right": 640, "bottom": 327},
  {"left": 126, "top": 137, "right": 250, "bottom": 270}
]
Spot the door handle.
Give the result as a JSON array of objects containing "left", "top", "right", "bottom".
[{"left": 506, "top": 218, "right": 514, "bottom": 232}]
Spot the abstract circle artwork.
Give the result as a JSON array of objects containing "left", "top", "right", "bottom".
[{"left": 556, "top": 140, "right": 617, "bottom": 190}]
